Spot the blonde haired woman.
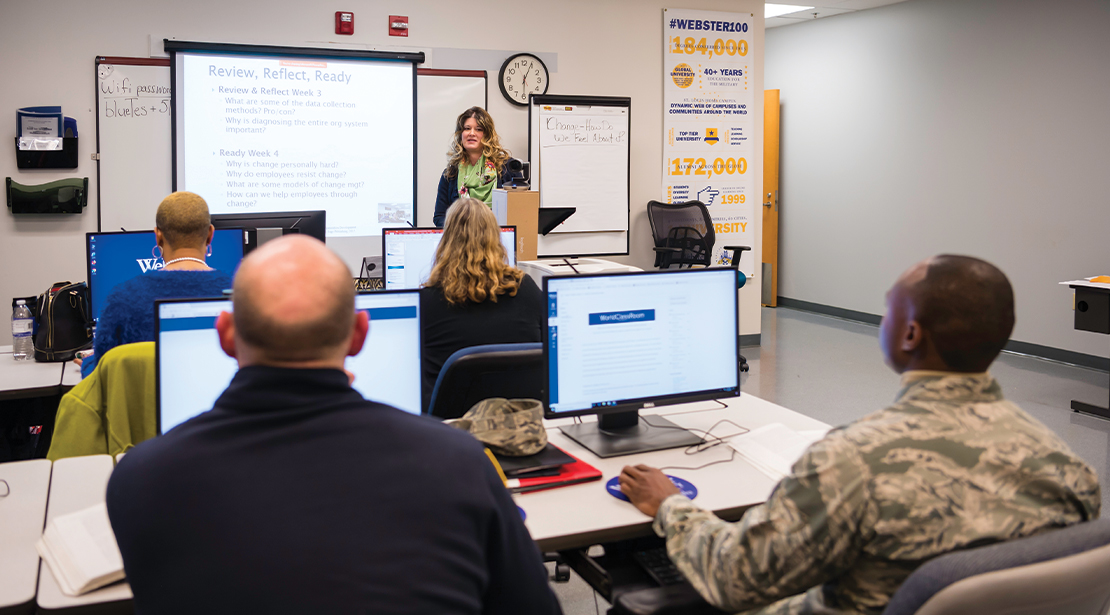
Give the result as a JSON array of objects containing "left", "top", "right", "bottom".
[
  {"left": 432, "top": 106, "right": 513, "bottom": 227},
  {"left": 420, "top": 197, "right": 544, "bottom": 411}
]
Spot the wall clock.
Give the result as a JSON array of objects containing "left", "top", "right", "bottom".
[{"left": 498, "top": 53, "right": 549, "bottom": 106}]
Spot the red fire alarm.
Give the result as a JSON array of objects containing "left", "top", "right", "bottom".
[
  {"left": 335, "top": 12, "right": 354, "bottom": 35},
  {"left": 389, "top": 15, "right": 409, "bottom": 37}
]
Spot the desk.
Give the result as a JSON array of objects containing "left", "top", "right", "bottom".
[
  {"left": 37, "top": 455, "right": 132, "bottom": 614},
  {"left": 0, "top": 346, "right": 67, "bottom": 401},
  {"left": 1065, "top": 281, "right": 1110, "bottom": 419},
  {"left": 519, "top": 394, "right": 830, "bottom": 552},
  {"left": 517, "top": 259, "right": 643, "bottom": 289},
  {"left": 0, "top": 459, "right": 52, "bottom": 615}
]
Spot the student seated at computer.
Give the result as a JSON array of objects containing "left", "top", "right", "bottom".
[
  {"left": 433, "top": 106, "right": 513, "bottom": 227},
  {"left": 106, "top": 235, "right": 561, "bottom": 614},
  {"left": 619, "top": 255, "right": 1101, "bottom": 615},
  {"left": 79, "top": 192, "right": 231, "bottom": 377},
  {"left": 420, "top": 196, "right": 544, "bottom": 412}
]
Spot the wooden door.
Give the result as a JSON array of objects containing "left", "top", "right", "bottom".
[{"left": 762, "top": 90, "right": 781, "bottom": 307}]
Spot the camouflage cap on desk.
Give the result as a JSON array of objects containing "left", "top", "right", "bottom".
[{"left": 447, "top": 398, "right": 547, "bottom": 456}]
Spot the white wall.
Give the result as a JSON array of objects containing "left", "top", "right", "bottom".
[
  {"left": 0, "top": 0, "right": 764, "bottom": 345},
  {"left": 766, "top": 0, "right": 1110, "bottom": 359}
]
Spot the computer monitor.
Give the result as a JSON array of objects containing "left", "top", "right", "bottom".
[
  {"left": 155, "top": 290, "right": 423, "bottom": 434},
  {"left": 543, "top": 268, "right": 740, "bottom": 457},
  {"left": 382, "top": 226, "right": 517, "bottom": 290},
  {"left": 86, "top": 229, "right": 245, "bottom": 325},
  {"left": 210, "top": 210, "right": 326, "bottom": 254}
]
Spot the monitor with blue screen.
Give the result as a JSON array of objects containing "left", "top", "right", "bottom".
[
  {"left": 155, "top": 290, "right": 423, "bottom": 434},
  {"left": 382, "top": 226, "right": 516, "bottom": 290},
  {"left": 543, "top": 268, "right": 740, "bottom": 457},
  {"left": 86, "top": 229, "right": 245, "bottom": 325}
]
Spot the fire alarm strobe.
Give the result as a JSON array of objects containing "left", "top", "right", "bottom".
[
  {"left": 335, "top": 12, "right": 354, "bottom": 35},
  {"left": 389, "top": 15, "right": 409, "bottom": 37}
]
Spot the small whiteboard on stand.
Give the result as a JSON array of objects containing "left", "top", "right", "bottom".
[{"left": 529, "top": 95, "right": 630, "bottom": 257}]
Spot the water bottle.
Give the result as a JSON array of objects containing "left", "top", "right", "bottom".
[{"left": 12, "top": 300, "right": 33, "bottom": 361}]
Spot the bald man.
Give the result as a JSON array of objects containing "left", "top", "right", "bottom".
[
  {"left": 620, "top": 255, "right": 1100, "bottom": 615},
  {"left": 106, "top": 236, "right": 562, "bottom": 615}
]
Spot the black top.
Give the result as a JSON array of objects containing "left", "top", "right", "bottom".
[
  {"left": 433, "top": 165, "right": 515, "bottom": 228},
  {"left": 420, "top": 275, "right": 545, "bottom": 412},
  {"left": 107, "top": 366, "right": 561, "bottom": 615}
]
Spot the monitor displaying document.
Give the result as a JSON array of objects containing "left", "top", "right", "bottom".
[
  {"left": 87, "top": 229, "right": 245, "bottom": 324},
  {"left": 382, "top": 226, "right": 516, "bottom": 290},
  {"left": 543, "top": 268, "right": 740, "bottom": 457},
  {"left": 155, "top": 290, "right": 423, "bottom": 433}
]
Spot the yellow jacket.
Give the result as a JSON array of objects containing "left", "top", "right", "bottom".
[{"left": 47, "top": 342, "right": 156, "bottom": 460}]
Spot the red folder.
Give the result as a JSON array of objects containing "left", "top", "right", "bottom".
[{"left": 505, "top": 447, "right": 602, "bottom": 494}]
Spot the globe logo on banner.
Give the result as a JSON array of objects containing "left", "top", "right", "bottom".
[
  {"left": 671, "top": 63, "right": 695, "bottom": 88},
  {"left": 705, "top": 128, "right": 719, "bottom": 145}
]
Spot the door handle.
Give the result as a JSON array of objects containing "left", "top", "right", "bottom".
[{"left": 763, "top": 192, "right": 773, "bottom": 208}]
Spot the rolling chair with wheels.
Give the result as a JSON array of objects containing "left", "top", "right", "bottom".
[
  {"left": 425, "top": 343, "right": 544, "bottom": 420},
  {"left": 646, "top": 200, "right": 751, "bottom": 372}
]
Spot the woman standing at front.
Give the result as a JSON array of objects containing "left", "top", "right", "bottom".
[{"left": 433, "top": 107, "right": 513, "bottom": 227}]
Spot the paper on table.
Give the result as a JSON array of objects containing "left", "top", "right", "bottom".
[
  {"left": 1059, "top": 277, "right": 1110, "bottom": 290},
  {"left": 729, "top": 423, "right": 829, "bottom": 480}
]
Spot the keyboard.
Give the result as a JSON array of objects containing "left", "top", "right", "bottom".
[{"left": 632, "top": 547, "right": 687, "bottom": 586}]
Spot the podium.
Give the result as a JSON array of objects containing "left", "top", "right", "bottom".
[
  {"left": 1065, "top": 280, "right": 1110, "bottom": 419},
  {"left": 492, "top": 189, "right": 539, "bottom": 261}
]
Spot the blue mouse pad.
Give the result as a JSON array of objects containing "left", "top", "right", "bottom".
[
  {"left": 518, "top": 506, "right": 527, "bottom": 521},
  {"left": 606, "top": 475, "right": 697, "bottom": 502}
]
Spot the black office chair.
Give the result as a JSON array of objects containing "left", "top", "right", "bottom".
[
  {"left": 425, "top": 343, "right": 544, "bottom": 420},
  {"left": 646, "top": 200, "right": 751, "bottom": 372}
]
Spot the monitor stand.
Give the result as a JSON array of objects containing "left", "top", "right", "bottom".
[{"left": 559, "top": 410, "right": 703, "bottom": 458}]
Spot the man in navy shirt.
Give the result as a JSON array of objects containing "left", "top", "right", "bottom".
[{"left": 107, "top": 235, "right": 562, "bottom": 615}]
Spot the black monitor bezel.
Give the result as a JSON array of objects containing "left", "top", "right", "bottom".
[
  {"left": 210, "top": 210, "right": 326, "bottom": 253},
  {"left": 381, "top": 225, "right": 518, "bottom": 290},
  {"left": 541, "top": 267, "right": 741, "bottom": 420}
]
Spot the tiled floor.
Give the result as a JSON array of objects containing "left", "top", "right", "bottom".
[{"left": 550, "top": 306, "right": 1110, "bottom": 614}]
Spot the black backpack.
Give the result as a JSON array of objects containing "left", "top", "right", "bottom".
[{"left": 33, "top": 281, "right": 93, "bottom": 362}]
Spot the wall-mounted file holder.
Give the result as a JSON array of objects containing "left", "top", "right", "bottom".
[
  {"left": 14, "top": 137, "right": 79, "bottom": 169},
  {"left": 6, "top": 177, "right": 88, "bottom": 214}
]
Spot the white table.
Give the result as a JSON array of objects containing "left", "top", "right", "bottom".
[
  {"left": 37, "top": 455, "right": 132, "bottom": 613},
  {"left": 518, "top": 394, "right": 831, "bottom": 552},
  {"left": 0, "top": 459, "right": 52, "bottom": 615},
  {"left": 0, "top": 346, "right": 67, "bottom": 401}
]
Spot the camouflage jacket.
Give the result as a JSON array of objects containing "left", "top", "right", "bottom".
[{"left": 653, "top": 372, "right": 1101, "bottom": 615}]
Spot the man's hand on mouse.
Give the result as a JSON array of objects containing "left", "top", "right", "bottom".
[{"left": 619, "top": 464, "right": 680, "bottom": 518}]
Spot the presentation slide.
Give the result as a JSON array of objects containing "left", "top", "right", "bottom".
[
  {"left": 546, "top": 271, "right": 737, "bottom": 414},
  {"left": 174, "top": 50, "right": 415, "bottom": 244}
]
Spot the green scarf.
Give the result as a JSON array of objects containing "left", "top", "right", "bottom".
[{"left": 457, "top": 156, "right": 498, "bottom": 205}]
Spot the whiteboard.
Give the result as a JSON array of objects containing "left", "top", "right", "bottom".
[
  {"left": 529, "top": 95, "right": 630, "bottom": 257},
  {"left": 95, "top": 57, "right": 172, "bottom": 232},
  {"left": 416, "top": 70, "right": 487, "bottom": 228},
  {"left": 95, "top": 59, "right": 488, "bottom": 247}
]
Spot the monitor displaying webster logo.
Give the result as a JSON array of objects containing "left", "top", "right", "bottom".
[{"left": 136, "top": 258, "right": 166, "bottom": 273}]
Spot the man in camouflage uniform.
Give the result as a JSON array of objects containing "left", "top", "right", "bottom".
[{"left": 620, "top": 255, "right": 1100, "bottom": 615}]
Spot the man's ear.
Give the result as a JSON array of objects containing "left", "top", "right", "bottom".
[
  {"left": 346, "top": 311, "right": 370, "bottom": 357},
  {"left": 216, "top": 311, "right": 237, "bottom": 359},
  {"left": 903, "top": 320, "right": 925, "bottom": 353}
]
